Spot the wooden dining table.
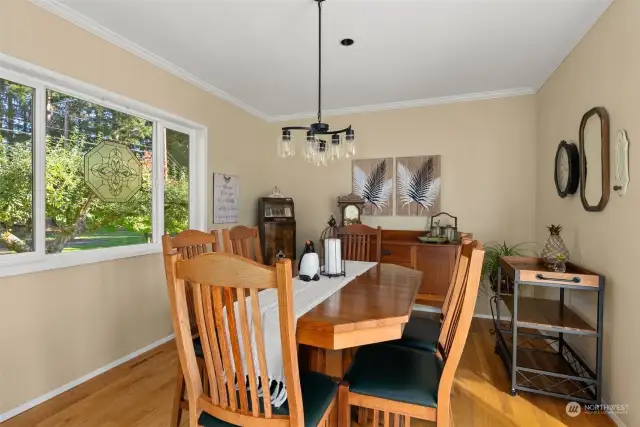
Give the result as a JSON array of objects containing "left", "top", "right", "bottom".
[{"left": 296, "top": 263, "right": 423, "bottom": 377}]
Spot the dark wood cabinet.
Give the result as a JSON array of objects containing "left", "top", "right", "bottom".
[
  {"left": 380, "top": 230, "right": 459, "bottom": 305},
  {"left": 262, "top": 222, "right": 296, "bottom": 265},
  {"left": 258, "top": 197, "right": 296, "bottom": 265}
]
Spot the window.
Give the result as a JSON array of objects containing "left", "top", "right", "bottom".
[
  {"left": 0, "top": 56, "right": 206, "bottom": 275},
  {"left": 164, "top": 128, "right": 190, "bottom": 235},
  {"left": 0, "top": 77, "right": 35, "bottom": 254},
  {"left": 45, "top": 90, "right": 154, "bottom": 253}
]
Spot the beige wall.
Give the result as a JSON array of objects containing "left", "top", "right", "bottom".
[
  {"left": 536, "top": 0, "right": 637, "bottom": 424},
  {"left": 269, "top": 96, "right": 538, "bottom": 260},
  {"left": 4, "top": 0, "right": 633, "bottom": 423},
  {"left": 0, "top": 0, "right": 271, "bottom": 414}
]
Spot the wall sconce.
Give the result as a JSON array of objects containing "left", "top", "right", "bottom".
[{"left": 613, "top": 129, "right": 630, "bottom": 196}]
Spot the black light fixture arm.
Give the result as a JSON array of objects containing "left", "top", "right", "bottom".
[
  {"left": 320, "top": 126, "right": 352, "bottom": 136},
  {"left": 281, "top": 126, "right": 314, "bottom": 131},
  {"left": 282, "top": 125, "right": 352, "bottom": 136}
]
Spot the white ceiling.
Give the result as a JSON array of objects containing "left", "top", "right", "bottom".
[{"left": 36, "top": 0, "right": 611, "bottom": 121}]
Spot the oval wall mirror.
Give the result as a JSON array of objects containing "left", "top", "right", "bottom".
[{"left": 579, "top": 107, "right": 610, "bottom": 212}]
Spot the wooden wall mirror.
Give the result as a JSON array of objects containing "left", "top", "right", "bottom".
[{"left": 579, "top": 107, "right": 610, "bottom": 212}]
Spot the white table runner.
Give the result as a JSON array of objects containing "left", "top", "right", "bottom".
[{"left": 226, "top": 260, "right": 377, "bottom": 406}]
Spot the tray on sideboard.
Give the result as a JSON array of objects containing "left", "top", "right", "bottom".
[{"left": 498, "top": 256, "right": 604, "bottom": 289}]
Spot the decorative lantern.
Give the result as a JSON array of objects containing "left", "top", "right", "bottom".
[{"left": 319, "top": 216, "right": 346, "bottom": 277}]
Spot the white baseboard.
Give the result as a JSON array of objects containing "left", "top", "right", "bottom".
[
  {"left": 603, "top": 404, "right": 627, "bottom": 427},
  {"left": 0, "top": 333, "right": 175, "bottom": 423}
]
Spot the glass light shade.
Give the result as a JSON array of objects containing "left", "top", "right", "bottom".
[
  {"left": 316, "top": 140, "right": 328, "bottom": 166},
  {"left": 345, "top": 129, "right": 356, "bottom": 158},
  {"left": 277, "top": 133, "right": 295, "bottom": 158},
  {"left": 330, "top": 134, "right": 342, "bottom": 160},
  {"left": 344, "top": 140, "right": 356, "bottom": 158},
  {"left": 304, "top": 133, "right": 317, "bottom": 163}
]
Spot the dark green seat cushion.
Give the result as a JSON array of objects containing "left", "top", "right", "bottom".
[
  {"left": 193, "top": 337, "right": 204, "bottom": 359},
  {"left": 344, "top": 344, "right": 443, "bottom": 408},
  {"left": 388, "top": 316, "right": 441, "bottom": 352},
  {"left": 199, "top": 371, "right": 338, "bottom": 427}
]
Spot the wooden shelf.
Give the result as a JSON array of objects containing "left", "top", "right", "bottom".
[{"left": 502, "top": 296, "right": 597, "bottom": 335}]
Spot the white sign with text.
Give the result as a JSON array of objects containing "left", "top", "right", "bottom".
[{"left": 213, "top": 173, "right": 239, "bottom": 224}]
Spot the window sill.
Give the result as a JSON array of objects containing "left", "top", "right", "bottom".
[{"left": 0, "top": 243, "right": 161, "bottom": 279}]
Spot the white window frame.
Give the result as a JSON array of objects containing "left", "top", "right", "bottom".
[{"left": 0, "top": 53, "right": 207, "bottom": 278}]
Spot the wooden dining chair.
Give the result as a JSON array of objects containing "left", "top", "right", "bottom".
[
  {"left": 162, "top": 230, "right": 220, "bottom": 427},
  {"left": 391, "top": 237, "right": 474, "bottom": 353},
  {"left": 355, "top": 238, "right": 472, "bottom": 425},
  {"left": 163, "top": 251, "right": 339, "bottom": 427},
  {"left": 222, "top": 225, "right": 263, "bottom": 264},
  {"left": 339, "top": 241, "right": 484, "bottom": 427},
  {"left": 338, "top": 224, "right": 382, "bottom": 262}
]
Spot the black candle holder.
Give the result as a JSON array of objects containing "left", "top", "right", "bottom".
[{"left": 320, "top": 215, "right": 346, "bottom": 277}]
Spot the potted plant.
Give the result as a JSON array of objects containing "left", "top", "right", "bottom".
[{"left": 482, "top": 241, "right": 532, "bottom": 294}]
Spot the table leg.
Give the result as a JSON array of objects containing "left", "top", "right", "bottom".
[
  {"left": 325, "top": 350, "right": 343, "bottom": 378},
  {"left": 300, "top": 346, "right": 356, "bottom": 378},
  {"left": 308, "top": 347, "right": 326, "bottom": 373},
  {"left": 342, "top": 348, "right": 353, "bottom": 374}
]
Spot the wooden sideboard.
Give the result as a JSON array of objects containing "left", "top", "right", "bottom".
[{"left": 380, "top": 230, "right": 460, "bottom": 306}]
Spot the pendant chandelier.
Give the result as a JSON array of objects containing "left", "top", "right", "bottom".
[{"left": 277, "top": 0, "right": 356, "bottom": 166}]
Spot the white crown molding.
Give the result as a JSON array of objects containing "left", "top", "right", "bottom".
[
  {"left": 26, "top": 0, "right": 537, "bottom": 124},
  {"left": 27, "top": 1, "right": 540, "bottom": 124},
  {"left": 267, "top": 87, "right": 536, "bottom": 122},
  {"left": 27, "top": 0, "right": 271, "bottom": 122}
]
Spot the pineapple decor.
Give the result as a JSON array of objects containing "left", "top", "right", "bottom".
[{"left": 541, "top": 225, "right": 570, "bottom": 269}]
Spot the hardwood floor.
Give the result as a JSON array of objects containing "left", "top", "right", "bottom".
[{"left": 2, "top": 319, "right": 614, "bottom": 427}]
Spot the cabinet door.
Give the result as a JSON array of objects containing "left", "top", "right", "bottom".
[
  {"left": 414, "top": 245, "right": 456, "bottom": 299},
  {"left": 263, "top": 222, "right": 296, "bottom": 265}
]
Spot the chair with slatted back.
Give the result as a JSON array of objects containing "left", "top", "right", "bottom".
[
  {"left": 337, "top": 224, "right": 382, "bottom": 425},
  {"left": 162, "top": 230, "right": 221, "bottom": 427},
  {"left": 163, "top": 251, "right": 339, "bottom": 427},
  {"left": 222, "top": 225, "right": 263, "bottom": 264},
  {"left": 338, "top": 224, "right": 382, "bottom": 262},
  {"left": 389, "top": 237, "right": 473, "bottom": 353},
  {"left": 339, "top": 241, "right": 484, "bottom": 427}
]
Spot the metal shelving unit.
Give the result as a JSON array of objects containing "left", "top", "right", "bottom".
[{"left": 493, "top": 257, "right": 604, "bottom": 404}]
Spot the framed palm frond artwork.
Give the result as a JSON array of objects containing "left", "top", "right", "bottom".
[
  {"left": 396, "top": 155, "right": 442, "bottom": 216},
  {"left": 352, "top": 158, "right": 393, "bottom": 215}
]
